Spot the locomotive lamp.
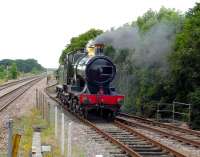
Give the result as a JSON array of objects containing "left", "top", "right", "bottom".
[
  {"left": 87, "top": 43, "right": 104, "bottom": 56},
  {"left": 87, "top": 45, "right": 95, "bottom": 56},
  {"left": 95, "top": 43, "right": 104, "bottom": 55}
]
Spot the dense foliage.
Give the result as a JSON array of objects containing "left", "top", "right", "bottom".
[
  {"left": 169, "top": 3, "right": 200, "bottom": 129},
  {"left": 59, "top": 28, "right": 103, "bottom": 64},
  {"left": 0, "top": 59, "right": 44, "bottom": 73},
  {"left": 0, "top": 59, "right": 44, "bottom": 80}
]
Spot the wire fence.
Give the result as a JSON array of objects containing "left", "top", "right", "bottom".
[
  {"left": 35, "top": 89, "right": 87, "bottom": 157},
  {"left": 156, "top": 101, "right": 191, "bottom": 124}
]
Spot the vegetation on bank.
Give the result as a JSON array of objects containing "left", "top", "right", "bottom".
[
  {"left": 0, "top": 59, "right": 44, "bottom": 82},
  {"left": 14, "top": 109, "right": 62, "bottom": 156},
  {"left": 14, "top": 108, "right": 86, "bottom": 157},
  {"left": 58, "top": 3, "right": 200, "bottom": 129}
]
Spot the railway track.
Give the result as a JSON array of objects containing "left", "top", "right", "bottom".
[
  {"left": 84, "top": 119, "right": 186, "bottom": 157},
  {"left": 0, "top": 76, "right": 38, "bottom": 91},
  {"left": 0, "top": 77, "right": 43, "bottom": 112},
  {"left": 45, "top": 89, "right": 186, "bottom": 157},
  {"left": 118, "top": 113, "right": 200, "bottom": 148}
]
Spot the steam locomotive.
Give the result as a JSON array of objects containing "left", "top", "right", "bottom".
[{"left": 56, "top": 41, "right": 124, "bottom": 119}]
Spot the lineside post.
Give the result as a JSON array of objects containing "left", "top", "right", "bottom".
[
  {"left": 47, "top": 102, "right": 50, "bottom": 125},
  {"left": 172, "top": 102, "right": 175, "bottom": 123},
  {"left": 61, "top": 111, "right": 65, "bottom": 155},
  {"left": 39, "top": 91, "right": 41, "bottom": 112},
  {"left": 156, "top": 103, "right": 159, "bottom": 121},
  {"left": 188, "top": 104, "right": 191, "bottom": 125},
  {"left": 7, "top": 119, "right": 13, "bottom": 157},
  {"left": 36, "top": 88, "right": 38, "bottom": 109},
  {"left": 67, "top": 122, "right": 73, "bottom": 157},
  {"left": 55, "top": 105, "right": 58, "bottom": 138},
  {"left": 42, "top": 94, "right": 45, "bottom": 119}
]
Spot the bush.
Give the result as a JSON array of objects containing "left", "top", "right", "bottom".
[{"left": 189, "top": 88, "right": 200, "bottom": 129}]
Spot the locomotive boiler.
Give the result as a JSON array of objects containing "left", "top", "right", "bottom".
[{"left": 56, "top": 42, "right": 124, "bottom": 119}]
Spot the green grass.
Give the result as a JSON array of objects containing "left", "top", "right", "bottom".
[
  {"left": 72, "top": 145, "right": 85, "bottom": 157},
  {"left": 13, "top": 108, "right": 62, "bottom": 156},
  {"left": 13, "top": 108, "right": 86, "bottom": 157},
  {"left": 0, "top": 79, "right": 6, "bottom": 85}
]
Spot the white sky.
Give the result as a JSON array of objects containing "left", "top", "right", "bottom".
[{"left": 0, "top": 0, "right": 198, "bottom": 68}]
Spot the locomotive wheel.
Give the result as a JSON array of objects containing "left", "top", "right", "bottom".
[
  {"left": 74, "top": 99, "right": 80, "bottom": 113},
  {"left": 71, "top": 98, "right": 77, "bottom": 113},
  {"left": 69, "top": 98, "right": 73, "bottom": 111},
  {"left": 83, "top": 110, "right": 88, "bottom": 119},
  {"left": 103, "top": 111, "right": 114, "bottom": 121},
  {"left": 79, "top": 107, "right": 84, "bottom": 117}
]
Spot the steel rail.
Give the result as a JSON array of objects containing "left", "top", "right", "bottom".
[
  {"left": 0, "top": 76, "right": 38, "bottom": 91},
  {"left": 76, "top": 115, "right": 142, "bottom": 157},
  {"left": 119, "top": 113, "right": 200, "bottom": 137},
  {"left": 114, "top": 120, "right": 186, "bottom": 157},
  {"left": 0, "top": 77, "right": 43, "bottom": 112},
  {"left": 116, "top": 116, "right": 200, "bottom": 148},
  {"left": 0, "top": 77, "right": 41, "bottom": 99}
]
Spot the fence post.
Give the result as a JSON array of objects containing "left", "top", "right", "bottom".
[
  {"left": 61, "top": 111, "right": 65, "bottom": 155},
  {"left": 156, "top": 103, "right": 159, "bottom": 121},
  {"left": 188, "top": 104, "right": 191, "bottom": 125},
  {"left": 55, "top": 105, "right": 58, "bottom": 138},
  {"left": 67, "top": 122, "right": 73, "bottom": 157},
  {"left": 39, "top": 91, "right": 41, "bottom": 112},
  {"left": 172, "top": 102, "right": 175, "bottom": 123},
  {"left": 42, "top": 94, "right": 45, "bottom": 119},
  {"left": 7, "top": 119, "right": 13, "bottom": 157},
  {"left": 47, "top": 102, "right": 50, "bottom": 125},
  {"left": 36, "top": 88, "right": 38, "bottom": 109}
]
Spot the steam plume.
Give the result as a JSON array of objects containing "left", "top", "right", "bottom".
[{"left": 94, "top": 22, "right": 177, "bottom": 69}]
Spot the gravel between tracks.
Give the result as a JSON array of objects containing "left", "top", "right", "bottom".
[{"left": 0, "top": 78, "right": 47, "bottom": 151}]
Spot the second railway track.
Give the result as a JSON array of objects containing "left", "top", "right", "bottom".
[
  {"left": 0, "top": 76, "right": 39, "bottom": 91},
  {"left": 0, "top": 76, "right": 43, "bottom": 112},
  {"left": 118, "top": 113, "right": 200, "bottom": 148}
]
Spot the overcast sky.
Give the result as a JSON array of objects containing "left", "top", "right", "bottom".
[{"left": 0, "top": 0, "right": 198, "bottom": 68}]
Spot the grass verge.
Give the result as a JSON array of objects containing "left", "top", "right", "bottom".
[{"left": 13, "top": 108, "right": 62, "bottom": 156}]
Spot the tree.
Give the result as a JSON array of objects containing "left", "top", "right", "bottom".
[
  {"left": 169, "top": 3, "right": 200, "bottom": 128},
  {"left": 137, "top": 7, "right": 182, "bottom": 33},
  {"left": 59, "top": 28, "right": 103, "bottom": 64},
  {"left": 169, "top": 3, "right": 200, "bottom": 101},
  {"left": 9, "top": 63, "right": 18, "bottom": 79},
  {"left": 0, "top": 59, "right": 44, "bottom": 73},
  {"left": 0, "top": 65, "right": 6, "bottom": 79}
]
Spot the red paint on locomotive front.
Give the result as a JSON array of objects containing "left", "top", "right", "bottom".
[{"left": 79, "top": 94, "right": 124, "bottom": 105}]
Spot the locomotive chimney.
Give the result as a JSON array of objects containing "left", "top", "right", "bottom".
[{"left": 95, "top": 43, "right": 104, "bottom": 55}]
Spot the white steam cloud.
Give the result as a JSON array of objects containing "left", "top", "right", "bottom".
[{"left": 94, "top": 22, "right": 177, "bottom": 69}]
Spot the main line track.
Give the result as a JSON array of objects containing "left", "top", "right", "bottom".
[
  {"left": 0, "top": 77, "right": 43, "bottom": 112},
  {"left": 46, "top": 89, "right": 186, "bottom": 157}
]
